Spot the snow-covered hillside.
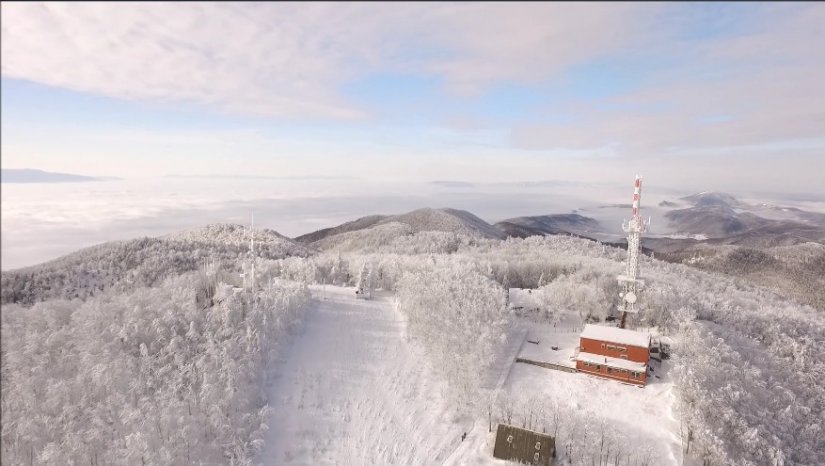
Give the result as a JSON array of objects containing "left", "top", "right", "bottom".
[
  {"left": 1, "top": 224, "right": 308, "bottom": 305},
  {"left": 4, "top": 220, "right": 824, "bottom": 465},
  {"left": 167, "top": 223, "right": 303, "bottom": 251},
  {"left": 310, "top": 221, "right": 415, "bottom": 252}
]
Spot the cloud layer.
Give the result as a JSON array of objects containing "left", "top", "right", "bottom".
[
  {"left": 509, "top": 4, "right": 825, "bottom": 153},
  {"left": 1, "top": 3, "right": 823, "bottom": 193},
  {"left": 2, "top": 3, "right": 653, "bottom": 118}
]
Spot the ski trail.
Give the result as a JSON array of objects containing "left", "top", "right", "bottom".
[{"left": 260, "top": 287, "right": 461, "bottom": 465}]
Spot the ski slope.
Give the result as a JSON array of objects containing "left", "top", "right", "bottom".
[{"left": 260, "top": 286, "right": 468, "bottom": 465}]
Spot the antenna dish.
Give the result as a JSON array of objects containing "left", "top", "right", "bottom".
[{"left": 624, "top": 291, "right": 637, "bottom": 304}]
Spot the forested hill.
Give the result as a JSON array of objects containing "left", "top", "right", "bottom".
[
  {"left": 297, "top": 207, "right": 505, "bottom": 248},
  {"left": 494, "top": 213, "right": 604, "bottom": 238},
  {"left": 294, "top": 214, "right": 388, "bottom": 243},
  {"left": 0, "top": 224, "right": 308, "bottom": 306}
]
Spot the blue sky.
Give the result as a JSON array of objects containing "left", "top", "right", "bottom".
[{"left": 2, "top": 2, "right": 824, "bottom": 193}]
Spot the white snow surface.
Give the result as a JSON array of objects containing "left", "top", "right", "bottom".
[
  {"left": 453, "top": 356, "right": 682, "bottom": 466},
  {"left": 580, "top": 323, "right": 651, "bottom": 348},
  {"left": 260, "top": 286, "right": 469, "bottom": 465},
  {"left": 576, "top": 351, "right": 647, "bottom": 371}
]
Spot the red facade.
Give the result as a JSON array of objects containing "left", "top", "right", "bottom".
[{"left": 576, "top": 332, "right": 650, "bottom": 386}]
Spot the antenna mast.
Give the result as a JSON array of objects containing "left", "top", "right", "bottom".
[
  {"left": 250, "top": 210, "right": 255, "bottom": 291},
  {"left": 617, "top": 175, "right": 648, "bottom": 328}
]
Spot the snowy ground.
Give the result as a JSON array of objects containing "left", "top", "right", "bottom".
[
  {"left": 519, "top": 321, "right": 582, "bottom": 369},
  {"left": 453, "top": 359, "right": 682, "bottom": 465},
  {"left": 510, "top": 289, "right": 584, "bottom": 368},
  {"left": 260, "top": 286, "right": 681, "bottom": 465},
  {"left": 260, "top": 286, "right": 521, "bottom": 465},
  {"left": 453, "top": 289, "right": 683, "bottom": 465}
]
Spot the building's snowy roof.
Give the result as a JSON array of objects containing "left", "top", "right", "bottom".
[
  {"left": 580, "top": 324, "right": 651, "bottom": 348},
  {"left": 616, "top": 275, "right": 645, "bottom": 287},
  {"left": 577, "top": 352, "right": 647, "bottom": 372}
]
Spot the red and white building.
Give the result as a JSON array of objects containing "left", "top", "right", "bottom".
[{"left": 575, "top": 324, "right": 651, "bottom": 386}]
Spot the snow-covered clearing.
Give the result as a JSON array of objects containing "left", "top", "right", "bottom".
[
  {"left": 453, "top": 290, "right": 683, "bottom": 465},
  {"left": 260, "top": 285, "right": 510, "bottom": 465},
  {"left": 459, "top": 360, "right": 683, "bottom": 465},
  {"left": 518, "top": 323, "right": 581, "bottom": 368},
  {"left": 448, "top": 360, "right": 682, "bottom": 465},
  {"left": 259, "top": 285, "right": 681, "bottom": 465}
]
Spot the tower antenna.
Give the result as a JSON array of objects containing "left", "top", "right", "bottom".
[
  {"left": 250, "top": 209, "right": 255, "bottom": 291},
  {"left": 617, "top": 175, "right": 649, "bottom": 328}
]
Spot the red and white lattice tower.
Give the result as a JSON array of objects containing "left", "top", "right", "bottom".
[{"left": 617, "top": 175, "right": 649, "bottom": 328}]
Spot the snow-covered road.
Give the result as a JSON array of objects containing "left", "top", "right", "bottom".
[{"left": 260, "top": 286, "right": 465, "bottom": 465}]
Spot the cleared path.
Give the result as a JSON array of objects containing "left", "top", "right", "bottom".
[{"left": 260, "top": 286, "right": 463, "bottom": 465}]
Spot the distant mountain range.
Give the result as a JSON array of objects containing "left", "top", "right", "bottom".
[
  {"left": 494, "top": 214, "right": 604, "bottom": 239},
  {"left": 290, "top": 192, "right": 824, "bottom": 253},
  {"left": 3, "top": 193, "right": 823, "bottom": 309},
  {"left": 657, "top": 192, "right": 825, "bottom": 247},
  {"left": 1, "top": 168, "right": 120, "bottom": 183}
]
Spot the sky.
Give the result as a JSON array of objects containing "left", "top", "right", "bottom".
[{"left": 2, "top": 2, "right": 825, "bottom": 194}]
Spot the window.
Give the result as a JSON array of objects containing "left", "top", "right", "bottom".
[
  {"left": 601, "top": 343, "right": 605, "bottom": 349},
  {"left": 618, "top": 346, "right": 627, "bottom": 352}
]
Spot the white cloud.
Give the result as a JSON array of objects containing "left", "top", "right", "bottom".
[
  {"left": 510, "top": 4, "right": 825, "bottom": 154},
  {"left": 2, "top": 2, "right": 823, "bottom": 194},
  {"left": 1, "top": 2, "right": 652, "bottom": 118}
]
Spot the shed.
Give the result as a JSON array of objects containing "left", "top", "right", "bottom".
[{"left": 493, "top": 423, "right": 555, "bottom": 465}]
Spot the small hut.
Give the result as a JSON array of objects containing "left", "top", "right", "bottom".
[{"left": 493, "top": 424, "right": 555, "bottom": 465}]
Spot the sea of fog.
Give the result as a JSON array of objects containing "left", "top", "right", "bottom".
[{"left": 3, "top": 177, "right": 820, "bottom": 270}]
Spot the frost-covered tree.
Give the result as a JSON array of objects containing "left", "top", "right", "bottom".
[
  {"left": 396, "top": 266, "right": 511, "bottom": 411},
  {"left": 355, "top": 262, "right": 372, "bottom": 299},
  {"left": 1, "top": 269, "right": 311, "bottom": 465}
]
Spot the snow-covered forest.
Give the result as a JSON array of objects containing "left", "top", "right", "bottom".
[
  {"left": 1, "top": 268, "right": 310, "bottom": 464},
  {"left": 268, "top": 233, "right": 825, "bottom": 465},
  {"left": 0, "top": 225, "right": 309, "bottom": 306},
  {"left": 2, "top": 226, "right": 824, "bottom": 465},
  {"left": 397, "top": 267, "right": 510, "bottom": 411}
]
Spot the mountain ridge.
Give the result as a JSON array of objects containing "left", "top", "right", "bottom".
[{"left": 1, "top": 168, "right": 120, "bottom": 183}]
